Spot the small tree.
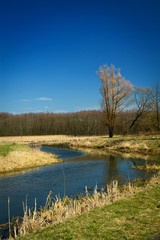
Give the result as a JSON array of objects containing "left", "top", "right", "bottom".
[
  {"left": 129, "top": 87, "right": 152, "bottom": 130},
  {"left": 98, "top": 64, "right": 132, "bottom": 138}
]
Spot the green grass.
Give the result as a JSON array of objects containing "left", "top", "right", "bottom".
[
  {"left": 0, "top": 143, "right": 31, "bottom": 157},
  {"left": 0, "top": 143, "right": 15, "bottom": 156},
  {"left": 148, "top": 140, "right": 160, "bottom": 151},
  {"left": 17, "top": 179, "right": 160, "bottom": 240}
]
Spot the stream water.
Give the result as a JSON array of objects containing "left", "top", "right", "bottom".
[{"left": 0, "top": 146, "right": 156, "bottom": 238}]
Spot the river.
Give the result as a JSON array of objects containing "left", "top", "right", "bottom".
[{"left": 0, "top": 145, "right": 155, "bottom": 238}]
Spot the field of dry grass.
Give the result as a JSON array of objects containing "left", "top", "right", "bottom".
[
  {"left": 0, "top": 143, "right": 61, "bottom": 174},
  {"left": 0, "top": 134, "right": 160, "bottom": 149},
  {"left": 0, "top": 135, "right": 101, "bottom": 146}
]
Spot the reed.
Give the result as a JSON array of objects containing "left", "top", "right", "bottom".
[
  {"left": 14, "top": 174, "right": 160, "bottom": 240},
  {"left": 13, "top": 179, "right": 139, "bottom": 238},
  {"left": 8, "top": 197, "right": 12, "bottom": 240},
  {"left": 132, "top": 163, "right": 160, "bottom": 172}
]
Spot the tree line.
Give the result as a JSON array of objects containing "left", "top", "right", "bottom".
[
  {"left": 0, "top": 108, "right": 159, "bottom": 137},
  {"left": 0, "top": 111, "right": 106, "bottom": 136}
]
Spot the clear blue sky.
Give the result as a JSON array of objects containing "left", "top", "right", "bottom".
[{"left": 0, "top": 0, "right": 160, "bottom": 114}]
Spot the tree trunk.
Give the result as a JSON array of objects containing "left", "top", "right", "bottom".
[
  {"left": 129, "top": 112, "right": 142, "bottom": 130},
  {"left": 109, "top": 126, "right": 114, "bottom": 138}
]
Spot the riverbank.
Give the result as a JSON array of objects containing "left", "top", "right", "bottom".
[
  {"left": 0, "top": 143, "right": 61, "bottom": 174},
  {"left": 0, "top": 135, "right": 160, "bottom": 173},
  {"left": 1, "top": 135, "right": 160, "bottom": 154},
  {"left": 1, "top": 136, "right": 160, "bottom": 239},
  {"left": 16, "top": 173, "right": 160, "bottom": 240}
]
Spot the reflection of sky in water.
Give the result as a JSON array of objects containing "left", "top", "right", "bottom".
[
  {"left": 0, "top": 147, "right": 155, "bottom": 237},
  {"left": 40, "top": 146, "right": 85, "bottom": 159}
]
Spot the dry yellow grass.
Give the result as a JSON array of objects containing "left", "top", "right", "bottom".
[
  {"left": 0, "top": 135, "right": 160, "bottom": 175},
  {"left": 132, "top": 163, "right": 160, "bottom": 171},
  {"left": 0, "top": 146, "right": 61, "bottom": 174},
  {"left": 0, "top": 135, "right": 102, "bottom": 146},
  {"left": 0, "top": 135, "right": 68, "bottom": 144},
  {"left": 109, "top": 140, "right": 149, "bottom": 151}
]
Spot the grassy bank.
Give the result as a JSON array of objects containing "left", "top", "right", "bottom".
[
  {"left": 16, "top": 174, "right": 160, "bottom": 240},
  {"left": 1, "top": 135, "right": 160, "bottom": 156},
  {"left": 0, "top": 143, "right": 61, "bottom": 174},
  {"left": 66, "top": 135, "right": 160, "bottom": 156}
]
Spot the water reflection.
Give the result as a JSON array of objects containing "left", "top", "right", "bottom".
[{"left": 108, "top": 155, "right": 118, "bottom": 183}]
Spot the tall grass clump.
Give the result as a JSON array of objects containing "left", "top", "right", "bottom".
[
  {"left": 12, "top": 179, "right": 138, "bottom": 238},
  {"left": 132, "top": 163, "right": 160, "bottom": 172}
]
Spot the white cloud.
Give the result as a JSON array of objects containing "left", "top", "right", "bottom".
[
  {"left": 36, "top": 97, "right": 53, "bottom": 101},
  {"left": 19, "top": 99, "right": 31, "bottom": 102},
  {"left": 74, "top": 106, "right": 100, "bottom": 112},
  {"left": 54, "top": 110, "right": 68, "bottom": 113}
]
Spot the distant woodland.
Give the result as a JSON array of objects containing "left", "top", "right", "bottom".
[{"left": 0, "top": 109, "right": 159, "bottom": 136}]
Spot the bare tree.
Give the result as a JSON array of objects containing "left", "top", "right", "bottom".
[
  {"left": 129, "top": 87, "right": 152, "bottom": 130},
  {"left": 151, "top": 81, "right": 160, "bottom": 131},
  {"left": 97, "top": 64, "right": 132, "bottom": 138}
]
